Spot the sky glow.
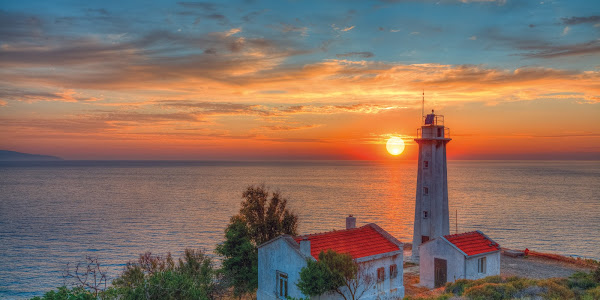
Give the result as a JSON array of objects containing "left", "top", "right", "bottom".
[{"left": 0, "top": 0, "right": 599, "bottom": 160}]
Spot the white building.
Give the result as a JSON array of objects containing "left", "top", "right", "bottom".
[
  {"left": 412, "top": 111, "right": 452, "bottom": 261},
  {"left": 257, "top": 216, "right": 404, "bottom": 300},
  {"left": 419, "top": 230, "right": 501, "bottom": 288}
]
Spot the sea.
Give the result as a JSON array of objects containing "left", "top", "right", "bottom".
[{"left": 0, "top": 160, "right": 599, "bottom": 299}]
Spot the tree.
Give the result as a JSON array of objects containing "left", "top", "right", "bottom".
[
  {"left": 239, "top": 185, "right": 299, "bottom": 245},
  {"left": 216, "top": 185, "right": 299, "bottom": 297},
  {"left": 215, "top": 216, "right": 258, "bottom": 297},
  {"left": 297, "top": 250, "right": 375, "bottom": 300}
]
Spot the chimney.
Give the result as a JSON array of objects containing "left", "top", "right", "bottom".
[
  {"left": 300, "top": 238, "right": 311, "bottom": 257},
  {"left": 346, "top": 215, "right": 356, "bottom": 229}
]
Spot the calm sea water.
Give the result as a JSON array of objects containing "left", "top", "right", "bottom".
[{"left": 0, "top": 160, "right": 599, "bottom": 299}]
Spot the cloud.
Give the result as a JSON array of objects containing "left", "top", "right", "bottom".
[
  {"left": 0, "top": 87, "right": 99, "bottom": 103},
  {"left": 177, "top": 2, "right": 217, "bottom": 11},
  {"left": 561, "top": 16, "right": 600, "bottom": 25},
  {"left": 562, "top": 26, "right": 570, "bottom": 36},
  {"left": 469, "top": 35, "right": 477, "bottom": 40},
  {"left": 261, "top": 124, "right": 319, "bottom": 131},
  {"left": 156, "top": 100, "right": 273, "bottom": 116},
  {"left": 483, "top": 28, "right": 600, "bottom": 59},
  {"left": 280, "top": 24, "right": 309, "bottom": 37},
  {"left": 225, "top": 28, "right": 241, "bottom": 36},
  {"left": 522, "top": 40, "right": 600, "bottom": 59},
  {"left": 341, "top": 26, "right": 355, "bottom": 32},
  {"left": 335, "top": 52, "right": 374, "bottom": 58}
]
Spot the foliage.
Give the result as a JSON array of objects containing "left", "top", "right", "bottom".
[
  {"left": 593, "top": 265, "right": 600, "bottom": 283},
  {"left": 445, "top": 279, "right": 471, "bottom": 295},
  {"left": 216, "top": 185, "right": 299, "bottom": 297},
  {"left": 583, "top": 286, "right": 600, "bottom": 300},
  {"left": 568, "top": 271, "right": 599, "bottom": 291},
  {"left": 106, "top": 248, "right": 224, "bottom": 300},
  {"left": 297, "top": 250, "right": 373, "bottom": 300},
  {"left": 30, "top": 286, "right": 96, "bottom": 300},
  {"left": 462, "top": 283, "right": 517, "bottom": 300},
  {"left": 215, "top": 216, "right": 258, "bottom": 297},
  {"left": 439, "top": 273, "right": 600, "bottom": 300}
]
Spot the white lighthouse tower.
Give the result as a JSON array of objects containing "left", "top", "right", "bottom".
[{"left": 412, "top": 110, "right": 451, "bottom": 261}]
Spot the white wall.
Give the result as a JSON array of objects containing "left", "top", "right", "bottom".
[
  {"left": 315, "top": 252, "right": 404, "bottom": 300},
  {"left": 465, "top": 252, "right": 501, "bottom": 280},
  {"left": 258, "top": 238, "right": 404, "bottom": 300},
  {"left": 419, "top": 239, "right": 465, "bottom": 289},
  {"left": 257, "top": 237, "right": 308, "bottom": 300}
]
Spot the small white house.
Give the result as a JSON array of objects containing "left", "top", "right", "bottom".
[
  {"left": 419, "top": 230, "right": 501, "bottom": 289},
  {"left": 257, "top": 216, "right": 404, "bottom": 300}
]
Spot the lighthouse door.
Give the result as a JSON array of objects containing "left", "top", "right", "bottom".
[{"left": 434, "top": 258, "right": 447, "bottom": 288}]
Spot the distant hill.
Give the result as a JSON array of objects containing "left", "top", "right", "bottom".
[{"left": 0, "top": 150, "right": 63, "bottom": 161}]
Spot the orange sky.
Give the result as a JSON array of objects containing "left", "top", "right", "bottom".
[{"left": 1, "top": 1, "right": 599, "bottom": 160}]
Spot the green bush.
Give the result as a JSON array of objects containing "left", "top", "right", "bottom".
[
  {"left": 105, "top": 248, "right": 224, "bottom": 300},
  {"left": 538, "top": 278, "right": 575, "bottom": 300},
  {"left": 583, "top": 286, "right": 600, "bottom": 300},
  {"left": 462, "top": 282, "right": 517, "bottom": 300},
  {"left": 445, "top": 279, "right": 471, "bottom": 295},
  {"left": 30, "top": 286, "right": 95, "bottom": 300},
  {"left": 569, "top": 271, "right": 599, "bottom": 291}
]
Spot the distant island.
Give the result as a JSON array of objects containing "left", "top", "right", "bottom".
[{"left": 0, "top": 150, "right": 63, "bottom": 161}]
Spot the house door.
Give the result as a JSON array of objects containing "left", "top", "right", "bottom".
[{"left": 434, "top": 258, "right": 447, "bottom": 288}]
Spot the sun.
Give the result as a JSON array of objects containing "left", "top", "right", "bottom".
[{"left": 386, "top": 137, "right": 405, "bottom": 156}]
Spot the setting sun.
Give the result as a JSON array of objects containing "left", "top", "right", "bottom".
[{"left": 386, "top": 137, "right": 405, "bottom": 156}]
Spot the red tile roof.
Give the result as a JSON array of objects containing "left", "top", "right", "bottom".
[
  {"left": 294, "top": 224, "right": 401, "bottom": 260},
  {"left": 444, "top": 231, "right": 500, "bottom": 256}
]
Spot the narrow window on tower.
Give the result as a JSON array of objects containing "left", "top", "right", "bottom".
[
  {"left": 437, "top": 128, "right": 442, "bottom": 137},
  {"left": 423, "top": 187, "right": 429, "bottom": 195},
  {"left": 423, "top": 211, "right": 429, "bottom": 219},
  {"left": 424, "top": 161, "right": 429, "bottom": 169}
]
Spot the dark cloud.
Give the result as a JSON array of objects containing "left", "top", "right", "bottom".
[
  {"left": 483, "top": 28, "right": 600, "bottom": 59},
  {"left": 242, "top": 10, "right": 267, "bottom": 22},
  {"left": 86, "top": 8, "right": 110, "bottom": 16},
  {"left": 0, "top": 10, "right": 44, "bottom": 42},
  {"left": 156, "top": 101, "right": 273, "bottom": 116},
  {"left": 522, "top": 40, "right": 600, "bottom": 59},
  {"left": 177, "top": 2, "right": 217, "bottom": 11},
  {"left": 561, "top": 16, "right": 600, "bottom": 25},
  {"left": 96, "top": 111, "right": 200, "bottom": 123},
  {"left": 336, "top": 51, "right": 375, "bottom": 58}
]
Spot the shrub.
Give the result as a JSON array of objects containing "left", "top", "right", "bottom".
[
  {"left": 583, "top": 286, "right": 600, "bottom": 300},
  {"left": 106, "top": 248, "right": 224, "bottom": 300},
  {"left": 30, "top": 286, "right": 95, "bottom": 300},
  {"left": 538, "top": 278, "right": 575, "bottom": 300},
  {"left": 593, "top": 266, "right": 600, "bottom": 283},
  {"left": 463, "top": 282, "right": 517, "bottom": 300},
  {"left": 569, "top": 271, "right": 598, "bottom": 291},
  {"left": 445, "top": 279, "right": 471, "bottom": 295}
]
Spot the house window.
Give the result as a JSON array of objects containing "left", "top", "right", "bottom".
[
  {"left": 421, "top": 235, "right": 430, "bottom": 243},
  {"left": 423, "top": 187, "right": 429, "bottom": 195},
  {"left": 423, "top": 211, "right": 429, "bottom": 219},
  {"left": 389, "top": 264, "right": 398, "bottom": 279},
  {"left": 424, "top": 161, "right": 429, "bottom": 169},
  {"left": 377, "top": 267, "right": 385, "bottom": 282},
  {"left": 478, "top": 257, "right": 487, "bottom": 274},
  {"left": 277, "top": 271, "right": 288, "bottom": 298}
]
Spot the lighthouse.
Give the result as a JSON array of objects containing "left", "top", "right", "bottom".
[{"left": 412, "top": 110, "right": 451, "bottom": 261}]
